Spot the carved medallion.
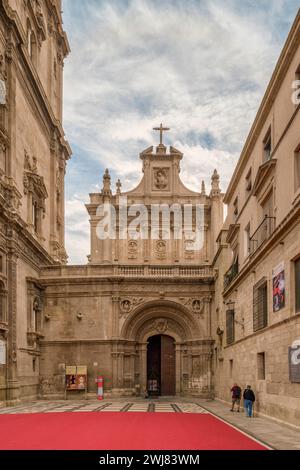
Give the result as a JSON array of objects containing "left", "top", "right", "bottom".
[
  {"left": 155, "top": 239, "right": 166, "bottom": 260},
  {"left": 179, "top": 297, "right": 204, "bottom": 316},
  {"left": 128, "top": 239, "right": 138, "bottom": 259},
  {"left": 154, "top": 319, "right": 169, "bottom": 334},
  {"left": 153, "top": 168, "right": 169, "bottom": 190},
  {"left": 119, "top": 297, "right": 143, "bottom": 316}
]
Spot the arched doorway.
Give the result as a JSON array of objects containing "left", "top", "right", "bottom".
[{"left": 147, "top": 334, "right": 175, "bottom": 396}]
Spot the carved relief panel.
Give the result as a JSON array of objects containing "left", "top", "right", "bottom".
[{"left": 152, "top": 168, "right": 170, "bottom": 191}]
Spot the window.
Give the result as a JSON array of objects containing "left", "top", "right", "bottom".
[
  {"left": 32, "top": 297, "right": 42, "bottom": 332},
  {"left": 229, "top": 359, "right": 233, "bottom": 378},
  {"left": 233, "top": 197, "right": 238, "bottom": 217},
  {"left": 294, "top": 64, "right": 300, "bottom": 105},
  {"left": 30, "top": 32, "right": 38, "bottom": 67},
  {"left": 33, "top": 200, "right": 39, "bottom": 233},
  {"left": 296, "top": 64, "right": 300, "bottom": 82},
  {"left": 253, "top": 279, "right": 268, "bottom": 331},
  {"left": 262, "top": 190, "right": 274, "bottom": 218},
  {"left": 27, "top": 19, "right": 31, "bottom": 55},
  {"left": 245, "top": 168, "right": 252, "bottom": 194},
  {"left": 257, "top": 352, "right": 266, "bottom": 380},
  {"left": 263, "top": 127, "right": 272, "bottom": 162},
  {"left": 226, "top": 310, "right": 235, "bottom": 345},
  {"left": 0, "top": 281, "right": 6, "bottom": 322},
  {"left": 27, "top": 20, "right": 38, "bottom": 67},
  {"left": 244, "top": 223, "right": 251, "bottom": 257},
  {"left": 295, "top": 258, "right": 300, "bottom": 313},
  {"left": 295, "top": 145, "right": 300, "bottom": 192}
]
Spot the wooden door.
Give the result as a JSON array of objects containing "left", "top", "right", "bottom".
[{"left": 160, "top": 335, "right": 176, "bottom": 396}]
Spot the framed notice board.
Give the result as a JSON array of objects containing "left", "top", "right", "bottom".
[{"left": 65, "top": 365, "right": 87, "bottom": 399}]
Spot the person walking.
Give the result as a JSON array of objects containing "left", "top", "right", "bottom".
[
  {"left": 243, "top": 385, "right": 255, "bottom": 417},
  {"left": 230, "top": 383, "right": 241, "bottom": 412}
]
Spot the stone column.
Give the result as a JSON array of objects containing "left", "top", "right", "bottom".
[
  {"left": 203, "top": 296, "right": 212, "bottom": 338},
  {"left": 175, "top": 343, "right": 181, "bottom": 395},
  {"left": 187, "top": 353, "right": 193, "bottom": 393},
  {"left": 139, "top": 342, "right": 148, "bottom": 396},
  {"left": 6, "top": 248, "right": 20, "bottom": 403},
  {"left": 111, "top": 293, "right": 119, "bottom": 339},
  {"left": 111, "top": 351, "right": 119, "bottom": 390},
  {"left": 117, "top": 352, "right": 124, "bottom": 388}
]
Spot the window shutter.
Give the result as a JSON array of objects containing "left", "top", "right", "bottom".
[
  {"left": 253, "top": 280, "right": 268, "bottom": 331},
  {"left": 226, "top": 310, "right": 235, "bottom": 345}
]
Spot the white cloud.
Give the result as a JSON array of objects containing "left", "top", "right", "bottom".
[{"left": 62, "top": 0, "right": 299, "bottom": 263}]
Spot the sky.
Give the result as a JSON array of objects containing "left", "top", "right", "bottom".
[{"left": 62, "top": 0, "right": 300, "bottom": 264}]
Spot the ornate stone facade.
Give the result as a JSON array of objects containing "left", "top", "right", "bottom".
[
  {"left": 0, "top": 1, "right": 299, "bottom": 429},
  {"left": 0, "top": 0, "right": 70, "bottom": 404}
]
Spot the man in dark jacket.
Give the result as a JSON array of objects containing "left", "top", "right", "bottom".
[
  {"left": 243, "top": 385, "right": 255, "bottom": 417},
  {"left": 230, "top": 383, "right": 241, "bottom": 412}
]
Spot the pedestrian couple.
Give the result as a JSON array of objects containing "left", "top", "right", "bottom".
[{"left": 230, "top": 384, "right": 255, "bottom": 417}]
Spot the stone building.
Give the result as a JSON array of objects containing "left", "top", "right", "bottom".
[
  {"left": 0, "top": 0, "right": 299, "bottom": 428},
  {"left": 212, "top": 10, "right": 300, "bottom": 427},
  {"left": 0, "top": 0, "right": 71, "bottom": 403},
  {"left": 39, "top": 142, "right": 223, "bottom": 399}
]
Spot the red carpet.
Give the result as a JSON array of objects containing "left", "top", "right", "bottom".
[{"left": 0, "top": 412, "right": 267, "bottom": 450}]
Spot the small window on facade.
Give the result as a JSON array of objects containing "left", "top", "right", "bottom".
[
  {"left": 33, "top": 297, "right": 41, "bottom": 332},
  {"left": 0, "top": 281, "right": 6, "bottom": 322},
  {"left": 295, "top": 258, "right": 300, "bottom": 313},
  {"left": 263, "top": 128, "right": 272, "bottom": 162},
  {"left": 233, "top": 197, "right": 238, "bottom": 216},
  {"left": 33, "top": 201, "right": 39, "bottom": 234},
  {"left": 253, "top": 279, "right": 268, "bottom": 331},
  {"left": 295, "top": 145, "right": 300, "bottom": 192},
  {"left": 226, "top": 309, "right": 235, "bottom": 345},
  {"left": 30, "top": 31, "right": 38, "bottom": 67},
  {"left": 262, "top": 190, "right": 274, "bottom": 218},
  {"left": 257, "top": 352, "right": 266, "bottom": 380},
  {"left": 229, "top": 359, "right": 233, "bottom": 378},
  {"left": 295, "top": 64, "right": 300, "bottom": 103},
  {"left": 245, "top": 168, "right": 252, "bottom": 193},
  {"left": 244, "top": 223, "right": 251, "bottom": 257}
]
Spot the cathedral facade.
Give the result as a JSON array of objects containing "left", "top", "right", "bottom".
[
  {"left": 39, "top": 142, "right": 223, "bottom": 399},
  {"left": 0, "top": 1, "right": 300, "bottom": 428}
]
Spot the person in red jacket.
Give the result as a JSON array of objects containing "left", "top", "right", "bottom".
[{"left": 230, "top": 383, "right": 242, "bottom": 412}]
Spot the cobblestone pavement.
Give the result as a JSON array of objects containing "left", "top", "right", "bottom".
[{"left": 0, "top": 400, "right": 208, "bottom": 415}]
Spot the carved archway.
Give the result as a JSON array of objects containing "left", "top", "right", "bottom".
[
  {"left": 120, "top": 299, "right": 203, "bottom": 342},
  {"left": 120, "top": 300, "right": 206, "bottom": 396}
]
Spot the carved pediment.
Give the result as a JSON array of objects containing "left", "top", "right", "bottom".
[
  {"left": 24, "top": 171, "right": 48, "bottom": 200},
  {"left": 23, "top": 151, "right": 48, "bottom": 208},
  {"left": 252, "top": 159, "right": 277, "bottom": 198},
  {"left": 28, "top": 0, "right": 47, "bottom": 43},
  {"left": 226, "top": 224, "right": 240, "bottom": 244}
]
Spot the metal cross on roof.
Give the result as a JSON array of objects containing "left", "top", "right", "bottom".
[{"left": 153, "top": 123, "right": 170, "bottom": 145}]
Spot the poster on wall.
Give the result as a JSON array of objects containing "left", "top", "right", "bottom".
[
  {"left": 76, "top": 366, "right": 87, "bottom": 390},
  {"left": 272, "top": 262, "right": 285, "bottom": 312},
  {"left": 289, "top": 342, "right": 300, "bottom": 383},
  {"left": 65, "top": 365, "right": 77, "bottom": 390},
  {"left": 65, "top": 366, "right": 87, "bottom": 391}
]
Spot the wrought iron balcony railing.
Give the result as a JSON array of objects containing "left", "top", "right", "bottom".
[
  {"left": 224, "top": 259, "right": 239, "bottom": 290},
  {"left": 249, "top": 216, "right": 276, "bottom": 256}
]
